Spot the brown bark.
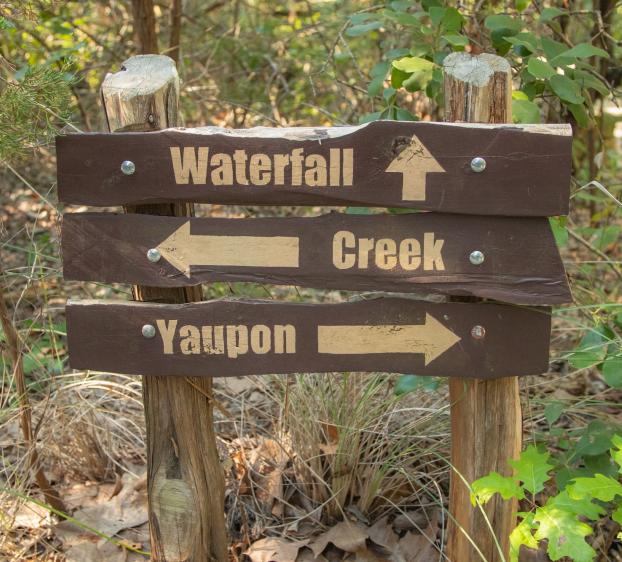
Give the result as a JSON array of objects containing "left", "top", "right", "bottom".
[
  {"left": 101, "top": 55, "right": 227, "bottom": 562},
  {"left": 168, "top": 0, "right": 182, "bottom": 65},
  {"left": 443, "top": 53, "right": 522, "bottom": 562},
  {"left": 131, "top": 0, "right": 158, "bottom": 54}
]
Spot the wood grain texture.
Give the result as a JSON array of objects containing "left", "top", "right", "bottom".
[
  {"left": 101, "top": 55, "right": 228, "bottom": 562},
  {"left": 61, "top": 212, "right": 571, "bottom": 305},
  {"left": 444, "top": 52, "right": 523, "bottom": 562},
  {"left": 65, "top": 298, "right": 552, "bottom": 379},
  {"left": 55, "top": 120, "right": 572, "bottom": 216}
]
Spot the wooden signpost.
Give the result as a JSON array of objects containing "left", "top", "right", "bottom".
[
  {"left": 62, "top": 212, "right": 570, "bottom": 304},
  {"left": 55, "top": 53, "right": 572, "bottom": 562}
]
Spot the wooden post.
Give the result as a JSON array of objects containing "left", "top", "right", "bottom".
[
  {"left": 101, "top": 55, "right": 228, "bottom": 562},
  {"left": 443, "top": 53, "right": 521, "bottom": 562}
]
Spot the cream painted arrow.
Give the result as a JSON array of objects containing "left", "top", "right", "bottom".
[
  {"left": 157, "top": 221, "right": 300, "bottom": 277},
  {"left": 317, "top": 313, "right": 460, "bottom": 365},
  {"left": 385, "top": 134, "right": 446, "bottom": 201}
]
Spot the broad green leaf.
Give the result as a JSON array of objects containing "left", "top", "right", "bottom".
[
  {"left": 528, "top": 57, "right": 556, "bottom": 79},
  {"left": 484, "top": 14, "right": 522, "bottom": 32},
  {"left": 390, "top": 66, "right": 411, "bottom": 89},
  {"left": 549, "top": 216, "right": 568, "bottom": 247},
  {"left": 612, "top": 504, "right": 622, "bottom": 525},
  {"left": 569, "top": 329, "right": 607, "bottom": 370},
  {"left": 533, "top": 502, "right": 596, "bottom": 562},
  {"left": 392, "top": 56, "right": 435, "bottom": 73},
  {"left": 471, "top": 472, "right": 524, "bottom": 505},
  {"left": 566, "top": 102, "right": 589, "bottom": 128},
  {"left": 514, "top": 0, "right": 529, "bottom": 11},
  {"left": 359, "top": 111, "right": 382, "bottom": 124},
  {"left": 394, "top": 107, "right": 418, "bottom": 121},
  {"left": 440, "top": 7, "right": 463, "bottom": 32},
  {"left": 574, "top": 420, "right": 615, "bottom": 457},
  {"left": 442, "top": 33, "right": 469, "bottom": 47},
  {"left": 570, "top": 473, "right": 622, "bottom": 502},
  {"left": 549, "top": 489, "right": 605, "bottom": 521},
  {"left": 427, "top": 6, "right": 445, "bottom": 27},
  {"left": 603, "top": 354, "right": 622, "bottom": 388},
  {"left": 370, "top": 61, "right": 391, "bottom": 79},
  {"left": 545, "top": 400, "right": 565, "bottom": 424},
  {"left": 540, "top": 7, "right": 565, "bottom": 22},
  {"left": 553, "top": 42, "right": 610, "bottom": 61},
  {"left": 512, "top": 99, "right": 540, "bottom": 123},
  {"left": 611, "top": 435, "right": 622, "bottom": 473},
  {"left": 367, "top": 76, "right": 385, "bottom": 97},
  {"left": 572, "top": 69, "right": 610, "bottom": 96},
  {"left": 542, "top": 37, "right": 574, "bottom": 64},
  {"left": 507, "top": 32, "right": 539, "bottom": 53},
  {"left": 509, "top": 445, "right": 553, "bottom": 495},
  {"left": 549, "top": 74, "right": 584, "bottom": 104},
  {"left": 510, "top": 513, "right": 538, "bottom": 562},
  {"left": 346, "top": 21, "right": 382, "bottom": 37}
]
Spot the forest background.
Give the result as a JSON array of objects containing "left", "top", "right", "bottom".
[{"left": 1, "top": 1, "right": 621, "bottom": 561}]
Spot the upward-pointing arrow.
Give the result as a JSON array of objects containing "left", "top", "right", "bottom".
[
  {"left": 156, "top": 221, "right": 300, "bottom": 278},
  {"left": 385, "top": 134, "right": 446, "bottom": 201},
  {"left": 317, "top": 313, "right": 461, "bottom": 366}
]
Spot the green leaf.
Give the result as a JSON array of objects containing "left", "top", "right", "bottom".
[
  {"left": 570, "top": 329, "right": 607, "bottom": 370},
  {"left": 533, "top": 501, "right": 596, "bottom": 562},
  {"left": 549, "top": 216, "right": 568, "bottom": 247},
  {"left": 603, "top": 354, "right": 622, "bottom": 388},
  {"left": 390, "top": 66, "right": 411, "bottom": 89},
  {"left": 484, "top": 14, "right": 522, "bottom": 32},
  {"left": 440, "top": 7, "right": 463, "bottom": 32},
  {"left": 528, "top": 57, "right": 556, "bottom": 79},
  {"left": 392, "top": 56, "right": 435, "bottom": 73},
  {"left": 471, "top": 472, "right": 524, "bottom": 505},
  {"left": 394, "top": 107, "right": 418, "bottom": 121},
  {"left": 553, "top": 42, "right": 610, "bottom": 61},
  {"left": 567, "top": 102, "right": 590, "bottom": 128},
  {"left": 394, "top": 374, "right": 438, "bottom": 395},
  {"left": 346, "top": 207, "right": 374, "bottom": 215},
  {"left": 545, "top": 401, "right": 565, "bottom": 425},
  {"left": 575, "top": 420, "right": 615, "bottom": 457},
  {"left": 612, "top": 504, "right": 622, "bottom": 525},
  {"left": 542, "top": 37, "right": 574, "bottom": 64},
  {"left": 507, "top": 32, "right": 539, "bottom": 53},
  {"left": 346, "top": 21, "right": 382, "bottom": 37},
  {"left": 367, "top": 76, "right": 385, "bottom": 97},
  {"left": 427, "top": 6, "right": 445, "bottom": 27},
  {"left": 359, "top": 111, "right": 382, "bottom": 124},
  {"left": 512, "top": 99, "right": 540, "bottom": 123},
  {"left": 569, "top": 474, "right": 622, "bottom": 502},
  {"left": 572, "top": 69, "right": 610, "bottom": 96},
  {"left": 611, "top": 435, "right": 622, "bottom": 473},
  {"left": 442, "top": 33, "right": 469, "bottom": 47},
  {"left": 370, "top": 61, "right": 391, "bottom": 79},
  {"left": 510, "top": 513, "right": 538, "bottom": 562},
  {"left": 549, "top": 74, "right": 584, "bottom": 104},
  {"left": 549, "top": 489, "right": 605, "bottom": 521},
  {"left": 509, "top": 445, "right": 553, "bottom": 495},
  {"left": 539, "top": 7, "right": 565, "bottom": 22}
]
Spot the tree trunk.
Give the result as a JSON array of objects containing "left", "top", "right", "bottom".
[
  {"left": 169, "top": 0, "right": 182, "bottom": 65},
  {"left": 131, "top": 0, "right": 159, "bottom": 54},
  {"left": 101, "top": 55, "right": 228, "bottom": 562},
  {"left": 443, "top": 52, "right": 521, "bottom": 562}
]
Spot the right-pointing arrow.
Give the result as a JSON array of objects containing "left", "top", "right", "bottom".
[
  {"left": 385, "top": 134, "right": 446, "bottom": 201},
  {"left": 157, "top": 221, "right": 300, "bottom": 277},
  {"left": 317, "top": 313, "right": 461, "bottom": 365}
]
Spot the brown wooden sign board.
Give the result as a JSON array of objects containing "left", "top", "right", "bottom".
[
  {"left": 56, "top": 121, "right": 572, "bottom": 216},
  {"left": 66, "top": 298, "right": 551, "bottom": 379},
  {"left": 62, "top": 212, "right": 570, "bottom": 305}
]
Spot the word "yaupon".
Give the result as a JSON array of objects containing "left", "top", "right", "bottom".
[{"left": 156, "top": 320, "right": 296, "bottom": 358}]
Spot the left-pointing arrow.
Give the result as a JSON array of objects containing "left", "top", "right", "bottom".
[
  {"left": 157, "top": 221, "right": 300, "bottom": 277},
  {"left": 385, "top": 134, "right": 445, "bottom": 201},
  {"left": 317, "top": 313, "right": 461, "bottom": 365}
]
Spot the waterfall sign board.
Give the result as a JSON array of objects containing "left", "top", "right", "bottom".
[
  {"left": 56, "top": 121, "right": 572, "bottom": 216},
  {"left": 65, "top": 298, "right": 551, "bottom": 379},
  {"left": 56, "top": 119, "right": 573, "bottom": 380},
  {"left": 61, "top": 212, "right": 571, "bottom": 305}
]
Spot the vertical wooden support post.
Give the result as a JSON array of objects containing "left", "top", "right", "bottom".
[
  {"left": 101, "top": 55, "right": 228, "bottom": 562},
  {"left": 443, "top": 53, "right": 521, "bottom": 562}
]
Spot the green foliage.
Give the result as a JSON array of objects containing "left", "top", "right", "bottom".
[
  {"left": 0, "top": 64, "right": 73, "bottom": 163},
  {"left": 473, "top": 437, "right": 622, "bottom": 561}
]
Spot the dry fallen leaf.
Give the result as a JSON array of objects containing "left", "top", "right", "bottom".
[
  {"left": 245, "top": 537, "right": 309, "bottom": 562},
  {"left": 368, "top": 516, "right": 398, "bottom": 551},
  {"left": 309, "top": 521, "right": 368, "bottom": 558}
]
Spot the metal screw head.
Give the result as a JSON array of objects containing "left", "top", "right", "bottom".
[
  {"left": 142, "top": 324, "right": 156, "bottom": 338},
  {"left": 471, "top": 325, "right": 486, "bottom": 339},
  {"left": 469, "top": 250, "right": 485, "bottom": 265},
  {"left": 147, "top": 248, "right": 161, "bottom": 263},
  {"left": 470, "top": 156, "right": 487, "bottom": 173},
  {"left": 121, "top": 160, "right": 136, "bottom": 175}
]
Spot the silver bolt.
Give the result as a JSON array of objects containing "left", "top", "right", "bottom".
[
  {"left": 147, "top": 248, "right": 161, "bottom": 263},
  {"left": 148, "top": 113, "right": 155, "bottom": 124},
  {"left": 470, "top": 156, "right": 486, "bottom": 173},
  {"left": 121, "top": 160, "right": 136, "bottom": 175},
  {"left": 469, "top": 250, "right": 485, "bottom": 265},
  {"left": 142, "top": 324, "right": 156, "bottom": 338},
  {"left": 471, "top": 325, "right": 486, "bottom": 339}
]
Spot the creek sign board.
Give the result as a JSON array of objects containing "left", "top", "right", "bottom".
[
  {"left": 56, "top": 121, "right": 572, "bottom": 216},
  {"left": 56, "top": 120, "right": 572, "bottom": 380},
  {"left": 66, "top": 298, "right": 551, "bottom": 379},
  {"left": 62, "top": 212, "right": 570, "bottom": 305}
]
